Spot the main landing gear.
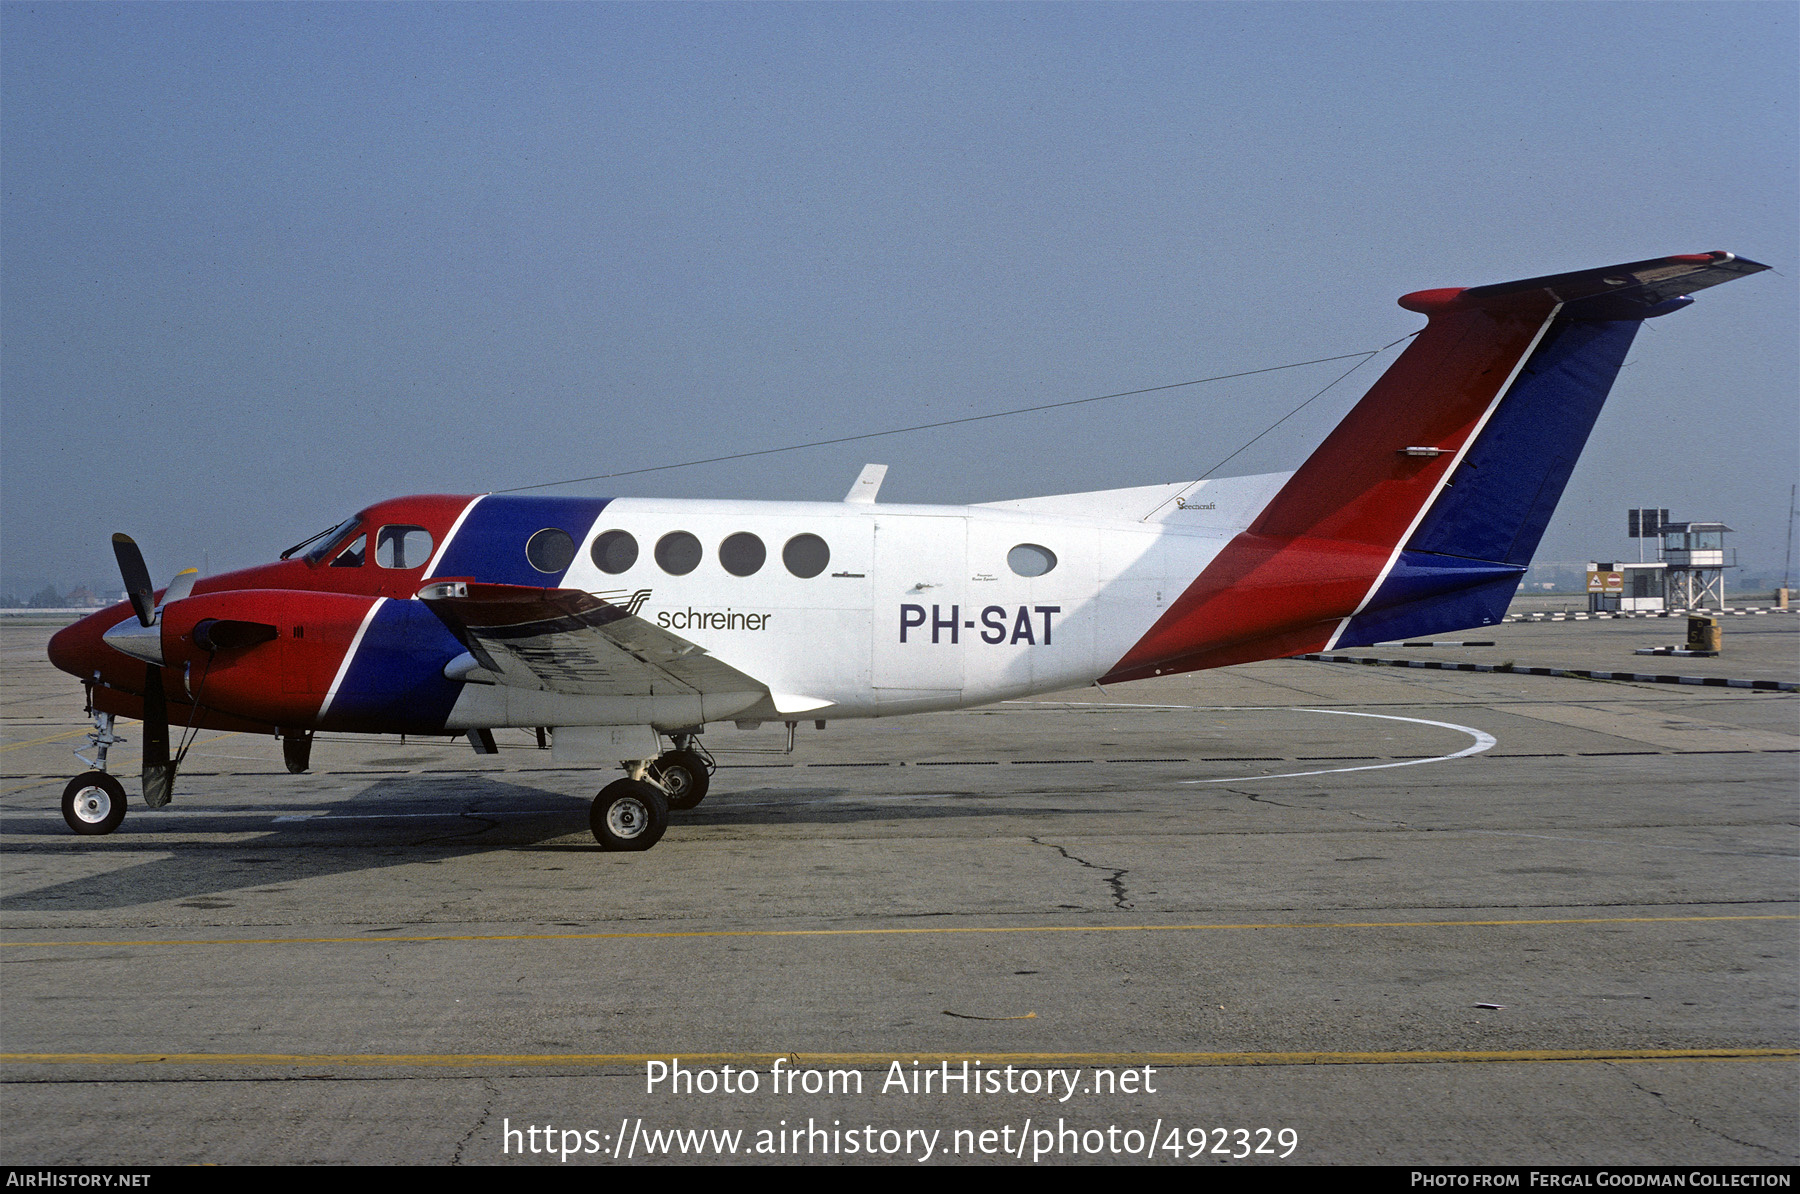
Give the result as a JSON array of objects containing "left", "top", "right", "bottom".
[
  {"left": 587, "top": 733, "right": 715, "bottom": 850},
  {"left": 649, "top": 748, "right": 710, "bottom": 811},
  {"left": 590, "top": 777, "right": 669, "bottom": 851}
]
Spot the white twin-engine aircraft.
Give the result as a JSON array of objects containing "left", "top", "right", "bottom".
[{"left": 49, "top": 252, "right": 1769, "bottom": 848}]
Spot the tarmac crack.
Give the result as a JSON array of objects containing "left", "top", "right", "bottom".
[
  {"left": 1341, "top": 808, "right": 1412, "bottom": 828},
  {"left": 1222, "top": 785, "right": 1413, "bottom": 828},
  {"left": 1611, "top": 1065, "right": 1795, "bottom": 1159},
  {"left": 1219, "top": 786, "right": 1295, "bottom": 809},
  {"left": 452, "top": 1075, "right": 500, "bottom": 1165},
  {"left": 1028, "top": 836, "right": 1133, "bottom": 910}
]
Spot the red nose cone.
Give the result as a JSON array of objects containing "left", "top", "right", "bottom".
[{"left": 47, "top": 605, "right": 130, "bottom": 681}]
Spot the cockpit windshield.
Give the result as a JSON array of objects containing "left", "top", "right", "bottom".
[{"left": 301, "top": 516, "right": 364, "bottom": 566}]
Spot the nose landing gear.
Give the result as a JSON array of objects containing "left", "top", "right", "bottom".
[
  {"left": 62, "top": 771, "right": 127, "bottom": 835},
  {"left": 62, "top": 710, "right": 128, "bottom": 835}
]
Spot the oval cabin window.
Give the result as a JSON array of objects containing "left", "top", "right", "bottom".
[{"left": 1007, "top": 543, "right": 1057, "bottom": 577}]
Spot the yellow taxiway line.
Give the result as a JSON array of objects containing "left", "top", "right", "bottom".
[{"left": 0, "top": 725, "right": 106, "bottom": 752}]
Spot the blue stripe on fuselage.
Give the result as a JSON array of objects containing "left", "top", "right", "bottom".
[
  {"left": 324, "top": 495, "right": 613, "bottom": 731},
  {"left": 428, "top": 495, "right": 613, "bottom": 587},
  {"left": 320, "top": 598, "right": 469, "bottom": 733}
]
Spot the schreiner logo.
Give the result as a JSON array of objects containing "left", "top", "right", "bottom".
[
  {"left": 596, "top": 588, "right": 654, "bottom": 616},
  {"left": 657, "top": 608, "right": 772, "bottom": 631}
]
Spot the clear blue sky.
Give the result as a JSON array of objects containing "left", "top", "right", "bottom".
[{"left": 4, "top": 2, "right": 1795, "bottom": 594}]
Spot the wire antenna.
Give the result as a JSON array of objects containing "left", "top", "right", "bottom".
[
  {"left": 1139, "top": 332, "right": 1417, "bottom": 520},
  {"left": 493, "top": 348, "right": 1394, "bottom": 494}
]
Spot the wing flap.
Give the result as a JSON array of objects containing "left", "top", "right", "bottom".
[{"left": 420, "top": 582, "right": 768, "bottom": 699}]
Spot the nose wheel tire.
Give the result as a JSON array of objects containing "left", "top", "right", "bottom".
[
  {"left": 590, "top": 779, "right": 669, "bottom": 851},
  {"left": 650, "top": 750, "right": 710, "bottom": 810},
  {"left": 62, "top": 772, "right": 127, "bottom": 836}
]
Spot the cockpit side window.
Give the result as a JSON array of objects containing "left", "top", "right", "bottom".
[
  {"left": 304, "top": 517, "right": 363, "bottom": 566},
  {"left": 376, "top": 525, "right": 434, "bottom": 569},
  {"left": 329, "top": 534, "right": 367, "bottom": 568}
]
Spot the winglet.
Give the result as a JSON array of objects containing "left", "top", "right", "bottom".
[{"left": 844, "top": 464, "right": 888, "bottom": 503}]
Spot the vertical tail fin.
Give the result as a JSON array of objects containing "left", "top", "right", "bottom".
[{"left": 1105, "top": 252, "right": 1768, "bottom": 681}]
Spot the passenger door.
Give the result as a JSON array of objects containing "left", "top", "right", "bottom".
[{"left": 870, "top": 514, "right": 967, "bottom": 696}]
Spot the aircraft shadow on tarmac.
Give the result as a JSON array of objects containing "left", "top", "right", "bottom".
[{"left": 2, "top": 774, "right": 1093, "bottom": 911}]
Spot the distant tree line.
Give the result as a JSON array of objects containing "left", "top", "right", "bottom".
[
  {"left": 0, "top": 585, "right": 114, "bottom": 608},
  {"left": 0, "top": 586, "right": 66, "bottom": 608}
]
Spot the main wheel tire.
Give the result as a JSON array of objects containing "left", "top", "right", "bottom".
[
  {"left": 650, "top": 750, "right": 711, "bottom": 810},
  {"left": 62, "top": 772, "right": 127, "bottom": 836},
  {"left": 590, "top": 779, "right": 669, "bottom": 851}
]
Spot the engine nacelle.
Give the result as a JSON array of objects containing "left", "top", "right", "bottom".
[{"left": 158, "top": 589, "right": 378, "bottom": 726}]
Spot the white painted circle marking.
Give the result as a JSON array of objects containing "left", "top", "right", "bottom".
[{"left": 1181, "top": 708, "right": 1495, "bottom": 784}]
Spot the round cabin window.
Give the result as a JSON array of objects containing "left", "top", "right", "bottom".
[
  {"left": 591, "top": 529, "right": 639, "bottom": 574},
  {"left": 655, "top": 531, "right": 703, "bottom": 576},
  {"left": 783, "top": 533, "right": 830, "bottom": 578},
  {"left": 526, "top": 528, "right": 576, "bottom": 573},
  {"left": 719, "top": 532, "right": 766, "bottom": 577}
]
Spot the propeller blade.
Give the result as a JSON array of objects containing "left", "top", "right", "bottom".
[
  {"left": 140, "top": 663, "right": 174, "bottom": 808},
  {"left": 193, "top": 618, "right": 278, "bottom": 653},
  {"left": 112, "top": 534, "right": 156, "bottom": 628},
  {"left": 163, "top": 567, "right": 199, "bottom": 605},
  {"left": 109, "top": 536, "right": 179, "bottom": 807}
]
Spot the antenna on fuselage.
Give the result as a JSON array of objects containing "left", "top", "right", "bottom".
[{"left": 844, "top": 464, "right": 888, "bottom": 503}]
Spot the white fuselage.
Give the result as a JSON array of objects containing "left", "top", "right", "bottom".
[{"left": 441, "top": 474, "right": 1291, "bottom": 729}]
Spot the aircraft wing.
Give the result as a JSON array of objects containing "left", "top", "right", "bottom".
[{"left": 419, "top": 582, "right": 767, "bottom": 699}]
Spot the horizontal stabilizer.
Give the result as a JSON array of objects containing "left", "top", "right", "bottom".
[{"left": 1409, "top": 251, "right": 1768, "bottom": 316}]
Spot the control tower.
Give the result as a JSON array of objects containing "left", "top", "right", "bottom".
[{"left": 1660, "top": 521, "right": 1732, "bottom": 610}]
